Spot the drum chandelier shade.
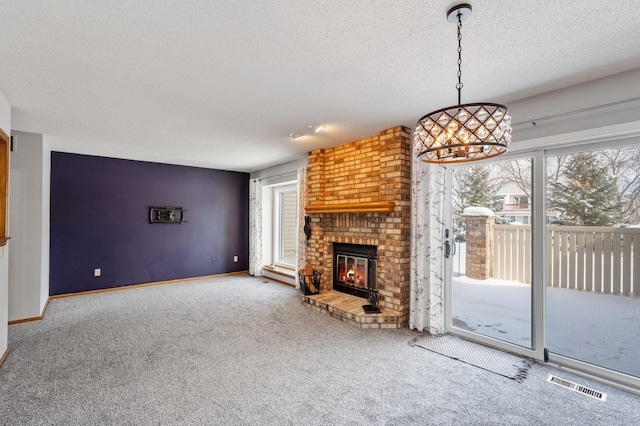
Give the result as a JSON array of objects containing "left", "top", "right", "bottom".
[{"left": 414, "top": 4, "right": 512, "bottom": 164}]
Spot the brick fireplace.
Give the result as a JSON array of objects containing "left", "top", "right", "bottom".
[{"left": 302, "top": 126, "right": 411, "bottom": 328}]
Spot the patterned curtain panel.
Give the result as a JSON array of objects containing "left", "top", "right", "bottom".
[
  {"left": 248, "top": 178, "right": 263, "bottom": 276},
  {"left": 296, "top": 166, "right": 308, "bottom": 288},
  {"left": 410, "top": 157, "right": 446, "bottom": 334}
]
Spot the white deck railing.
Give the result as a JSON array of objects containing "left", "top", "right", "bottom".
[
  {"left": 492, "top": 224, "right": 640, "bottom": 295},
  {"left": 492, "top": 224, "right": 531, "bottom": 284}
]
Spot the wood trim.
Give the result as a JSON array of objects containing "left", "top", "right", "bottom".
[
  {"left": 0, "top": 348, "right": 9, "bottom": 368},
  {"left": 8, "top": 297, "right": 51, "bottom": 325},
  {"left": 49, "top": 270, "right": 249, "bottom": 300},
  {"left": 305, "top": 201, "right": 395, "bottom": 214},
  {"left": 8, "top": 316, "right": 42, "bottom": 325}
]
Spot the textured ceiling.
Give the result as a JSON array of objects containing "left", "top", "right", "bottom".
[{"left": 1, "top": 1, "right": 639, "bottom": 172}]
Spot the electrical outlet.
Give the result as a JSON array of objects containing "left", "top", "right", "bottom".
[
  {"left": 233, "top": 255, "right": 238, "bottom": 263},
  {"left": 94, "top": 268, "right": 101, "bottom": 277}
]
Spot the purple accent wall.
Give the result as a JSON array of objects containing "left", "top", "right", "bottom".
[{"left": 50, "top": 152, "right": 249, "bottom": 295}]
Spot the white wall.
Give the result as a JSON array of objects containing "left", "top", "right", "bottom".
[
  {"left": 0, "top": 89, "right": 10, "bottom": 358},
  {"left": 8, "top": 131, "right": 50, "bottom": 321},
  {"left": 508, "top": 68, "right": 640, "bottom": 147}
]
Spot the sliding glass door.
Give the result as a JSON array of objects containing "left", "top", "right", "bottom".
[
  {"left": 545, "top": 145, "right": 640, "bottom": 379},
  {"left": 448, "top": 158, "right": 534, "bottom": 350},
  {"left": 445, "top": 143, "right": 640, "bottom": 388}
]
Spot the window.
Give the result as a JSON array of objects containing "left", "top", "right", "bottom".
[
  {"left": 273, "top": 184, "right": 297, "bottom": 268},
  {"left": 516, "top": 195, "right": 529, "bottom": 208}
]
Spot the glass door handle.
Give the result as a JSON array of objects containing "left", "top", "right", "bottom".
[{"left": 445, "top": 240, "right": 457, "bottom": 258}]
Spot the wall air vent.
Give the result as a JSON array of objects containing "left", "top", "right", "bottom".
[{"left": 547, "top": 375, "right": 607, "bottom": 401}]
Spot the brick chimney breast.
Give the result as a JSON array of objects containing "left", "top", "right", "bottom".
[{"left": 304, "top": 126, "right": 412, "bottom": 327}]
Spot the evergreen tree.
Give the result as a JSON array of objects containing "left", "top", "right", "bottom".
[
  {"left": 452, "top": 165, "right": 503, "bottom": 241},
  {"left": 548, "top": 152, "right": 624, "bottom": 226}
]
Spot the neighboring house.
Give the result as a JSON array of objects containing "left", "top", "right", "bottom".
[
  {"left": 497, "top": 181, "right": 531, "bottom": 224},
  {"left": 496, "top": 182, "right": 559, "bottom": 225}
]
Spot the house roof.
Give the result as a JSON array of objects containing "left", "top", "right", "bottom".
[{"left": 1, "top": 1, "right": 639, "bottom": 172}]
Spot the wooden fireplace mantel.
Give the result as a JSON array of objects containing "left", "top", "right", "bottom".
[{"left": 305, "top": 201, "right": 395, "bottom": 214}]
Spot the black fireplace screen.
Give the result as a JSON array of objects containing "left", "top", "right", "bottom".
[{"left": 333, "top": 243, "right": 376, "bottom": 299}]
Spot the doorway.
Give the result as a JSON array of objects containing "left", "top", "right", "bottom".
[
  {"left": 447, "top": 157, "right": 534, "bottom": 351},
  {"left": 444, "top": 144, "right": 640, "bottom": 391}
]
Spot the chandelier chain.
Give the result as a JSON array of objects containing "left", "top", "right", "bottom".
[
  {"left": 414, "top": 3, "right": 512, "bottom": 164},
  {"left": 456, "top": 13, "right": 463, "bottom": 105}
]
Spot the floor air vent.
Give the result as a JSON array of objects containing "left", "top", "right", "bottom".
[{"left": 547, "top": 375, "right": 607, "bottom": 401}]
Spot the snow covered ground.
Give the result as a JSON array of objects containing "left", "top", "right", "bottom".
[{"left": 452, "top": 275, "right": 640, "bottom": 378}]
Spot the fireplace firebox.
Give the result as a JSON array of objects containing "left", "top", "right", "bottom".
[{"left": 333, "top": 243, "right": 377, "bottom": 299}]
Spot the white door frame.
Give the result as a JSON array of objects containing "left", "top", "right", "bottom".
[{"left": 444, "top": 152, "right": 544, "bottom": 361}]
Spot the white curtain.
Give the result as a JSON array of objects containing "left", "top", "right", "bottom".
[
  {"left": 410, "top": 155, "right": 446, "bottom": 334},
  {"left": 295, "top": 166, "right": 308, "bottom": 288},
  {"left": 249, "top": 178, "right": 263, "bottom": 276}
]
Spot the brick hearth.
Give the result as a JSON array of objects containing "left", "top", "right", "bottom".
[
  {"left": 302, "top": 126, "right": 411, "bottom": 328},
  {"left": 302, "top": 291, "right": 401, "bottom": 329}
]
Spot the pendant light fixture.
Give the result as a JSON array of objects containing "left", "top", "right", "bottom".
[{"left": 414, "top": 4, "right": 512, "bottom": 163}]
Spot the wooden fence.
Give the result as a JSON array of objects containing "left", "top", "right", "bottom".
[{"left": 492, "top": 224, "right": 640, "bottom": 295}]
